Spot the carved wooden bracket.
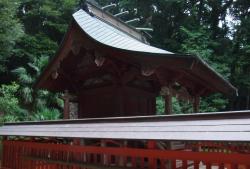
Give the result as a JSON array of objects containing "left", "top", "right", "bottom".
[
  {"left": 50, "top": 62, "right": 61, "bottom": 80},
  {"left": 51, "top": 71, "right": 59, "bottom": 80},
  {"left": 94, "top": 50, "right": 106, "bottom": 67},
  {"left": 141, "top": 64, "right": 155, "bottom": 77}
]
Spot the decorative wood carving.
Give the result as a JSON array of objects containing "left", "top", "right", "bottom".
[
  {"left": 94, "top": 50, "right": 106, "bottom": 67},
  {"left": 50, "top": 62, "right": 61, "bottom": 80},
  {"left": 82, "top": 74, "right": 113, "bottom": 87},
  {"left": 51, "top": 71, "right": 59, "bottom": 80},
  {"left": 160, "top": 86, "right": 171, "bottom": 96},
  {"left": 141, "top": 64, "right": 155, "bottom": 77}
]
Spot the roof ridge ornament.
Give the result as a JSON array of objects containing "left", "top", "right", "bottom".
[
  {"left": 125, "top": 18, "right": 140, "bottom": 24},
  {"left": 114, "top": 11, "right": 129, "bottom": 17},
  {"left": 101, "top": 3, "right": 117, "bottom": 10},
  {"left": 85, "top": 1, "right": 149, "bottom": 43}
]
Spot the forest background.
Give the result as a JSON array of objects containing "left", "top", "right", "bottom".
[{"left": 0, "top": 0, "right": 249, "bottom": 122}]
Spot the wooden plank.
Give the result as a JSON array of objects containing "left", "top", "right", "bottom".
[{"left": 23, "top": 156, "right": 129, "bottom": 169}]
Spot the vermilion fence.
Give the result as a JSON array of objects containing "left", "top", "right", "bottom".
[{"left": 2, "top": 140, "right": 250, "bottom": 169}]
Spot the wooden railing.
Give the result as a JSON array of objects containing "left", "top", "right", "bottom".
[{"left": 2, "top": 140, "right": 250, "bottom": 169}]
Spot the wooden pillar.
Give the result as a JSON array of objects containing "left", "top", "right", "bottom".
[
  {"left": 165, "top": 93, "right": 172, "bottom": 114},
  {"left": 193, "top": 95, "right": 200, "bottom": 113},
  {"left": 160, "top": 86, "right": 173, "bottom": 114},
  {"left": 63, "top": 90, "right": 70, "bottom": 119}
]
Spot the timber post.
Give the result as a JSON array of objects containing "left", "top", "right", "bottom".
[
  {"left": 63, "top": 90, "right": 70, "bottom": 119},
  {"left": 165, "top": 92, "right": 173, "bottom": 114},
  {"left": 193, "top": 95, "right": 200, "bottom": 113},
  {"left": 161, "top": 86, "right": 173, "bottom": 114}
]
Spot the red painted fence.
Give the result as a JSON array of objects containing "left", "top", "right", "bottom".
[{"left": 2, "top": 140, "right": 250, "bottom": 169}]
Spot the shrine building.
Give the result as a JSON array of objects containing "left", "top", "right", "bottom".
[{"left": 0, "top": 2, "right": 250, "bottom": 169}]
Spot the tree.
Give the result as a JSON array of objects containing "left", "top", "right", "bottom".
[
  {"left": 3, "top": 0, "right": 79, "bottom": 120},
  {"left": 12, "top": 57, "right": 63, "bottom": 115},
  {"left": 229, "top": 0, "right": 250, "bottom": 109},
  {"left": 0, "top": 0, "right": 23, "bottom": 74}
]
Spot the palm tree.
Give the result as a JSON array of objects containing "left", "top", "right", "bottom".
[{"left": 12, "top": 56, "right": 63, "bottom": 120}]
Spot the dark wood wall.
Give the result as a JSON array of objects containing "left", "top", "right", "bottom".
[{"left": 78, "top": 86, "right": 156, "bottom": 118}]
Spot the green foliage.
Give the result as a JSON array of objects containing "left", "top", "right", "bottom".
[
  {"left": 156, "top": 96, "right": 164, "bottom": 115},
  {"left": 179, "top": 26, "right": 229, "bottom": 111},
  {"left": 0, "top": 0, "right": 78, "bottom": 122},
  {"left": 156, "top": 96, "right": 186, "bottom": 115},
  {"left": 0, "top": 0, "right": 23, "bottom": 73},
  {"left": 31, "top": 108, "right": 61, "bottom": 121},
  {"left": 0, "top": 83, "right": 20, "bottom": 115},
  {"left": 230, "top": 1, "right": 250, "bottom": 93},
  {"left": 2, "top": 114, "right": 19, "bottom": 123},
  {"left": 180, "top": 26, "right": 230, "bottom": 78},
  {"left": 0, "top": 83, "right": 28, "bottom": 122},
  {"left": 180, "top": 27, "right": 213, "bottom": 62},
  {"left": 200, "top": 94, "right": 228, "bottom": 112},
  {"left": 12, "top": 57, "right": 63, "bottom": 115}
]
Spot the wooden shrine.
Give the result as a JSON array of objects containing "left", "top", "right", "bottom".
[
  {"left": 0, "top": 2, "right": 249, "bottom": 169},
  {"left": 34, "top": 2, "right": 236, "bottom": 118}
]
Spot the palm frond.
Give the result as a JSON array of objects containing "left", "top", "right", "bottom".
[
  {"left": 28, "top": 62, "right": 40, "bottom": 73},
  {"left": 20, "top": 87, "right": 33, "bottom": 104},
  {"left": 11, "top": 67, "right": 27, "bottom": 75}
]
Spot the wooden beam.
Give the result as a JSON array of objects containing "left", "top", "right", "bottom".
[
  {"left": 34, "top": 23, "right": 75, "bottom": 89},
  {"left": 180, "top": 71, "right": 217, "bottom": 95}
]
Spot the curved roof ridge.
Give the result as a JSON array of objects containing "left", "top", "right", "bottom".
[{"left": 73, "top": 9, "right": 172, "bottom": 54}]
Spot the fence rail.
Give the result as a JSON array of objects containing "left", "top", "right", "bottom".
[{"left": 2, "top": 140, "right": 250, "bottom": 169}]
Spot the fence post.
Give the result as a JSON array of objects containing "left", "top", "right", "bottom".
[{"left": 148, "top": 141, "right": 157, "bottom": 169}]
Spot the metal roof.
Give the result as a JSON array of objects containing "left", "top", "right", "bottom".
[
  {"left": 1, "top": 110, "right": 250, "bottom": 142},
  {"left": 73, "top": 10, "right": 172, "bottom": 54}
]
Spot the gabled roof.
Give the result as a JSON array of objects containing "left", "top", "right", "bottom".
[{"left": 34, "top": 3, "right": 237, "bottom": 96}]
